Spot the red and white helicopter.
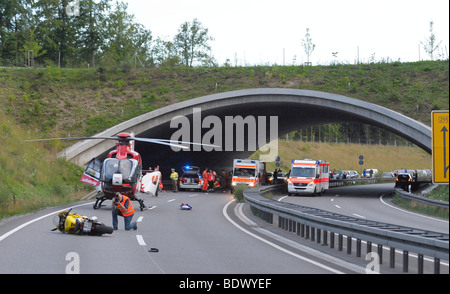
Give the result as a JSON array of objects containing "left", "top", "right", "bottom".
[{"left": 26, "top": 132, "right": 213, "bottom": 210}]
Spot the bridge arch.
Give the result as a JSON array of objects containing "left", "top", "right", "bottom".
[{"left": 61, "top": 88, "right": 431, "bottom": 172}]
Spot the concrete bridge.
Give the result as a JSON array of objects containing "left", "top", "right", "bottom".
[{"left": 60, "top": 88, "right": 432, "bottom": 174}]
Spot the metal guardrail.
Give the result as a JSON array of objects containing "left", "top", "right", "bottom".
[
  {"left": 243, "top": 184, "right": 449, "bottom": 274},
  {"left": 395, "top": 187, "right": 449, "bottom": 209},
  {"left": 329, "top": 177, "right": 395, "bottom": 187}
]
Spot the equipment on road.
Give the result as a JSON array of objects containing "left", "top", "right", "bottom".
[
  {"left": 51, "top": 209, "right": 114, "bottom": 236},
  {"left": 26, "top": 132, "right": 216, "bottom": 210},
  {"left": 180, "top": 203, "right": 192, "bottom": 210}
]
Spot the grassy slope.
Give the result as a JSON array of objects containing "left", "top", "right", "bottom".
[
  {"left": 253, "top": 141, "right": 432, "bottom": 173},
  {"left": 0, "top": 114, "right": 90, "bottom": 218},
  {"left": 0, "top": 61, "right": 448, "bottom": 139},
  {"left": 0, "top": 61, "right": 448, "bottom": 219}
]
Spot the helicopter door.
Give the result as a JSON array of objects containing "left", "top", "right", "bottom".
[{"left": 80, "top": 158, "right": 102, "bottom": 187}]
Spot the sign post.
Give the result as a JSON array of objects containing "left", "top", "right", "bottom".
[{"left": 431, "top": 110, "right": 449, "bottom": 184}]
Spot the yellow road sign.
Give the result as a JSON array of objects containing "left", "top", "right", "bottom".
[{"left": 432, "top": 110, "right": 449, "bottom": 184}]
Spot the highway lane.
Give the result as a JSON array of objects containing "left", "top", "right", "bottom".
[
  {"left": 0, "top": 190, "right": 358, "bottom": 274},
  {"left": 276, "top": 183, "right": 449, "bottom": 234},
  {"left": 274, "top": 183, "right": 449, "bottom": 274}
]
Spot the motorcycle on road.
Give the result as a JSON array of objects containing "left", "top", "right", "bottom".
[{"left": 52, "top": 209, "right": 114, "bottom": 236}]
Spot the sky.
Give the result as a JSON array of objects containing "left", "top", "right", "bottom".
[{"left": 124, "top": 0, "right": 449, "bottom": 66}]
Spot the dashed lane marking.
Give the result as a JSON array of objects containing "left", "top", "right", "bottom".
[{"left": 136, "top": 235, "right": 146, "bottom": 246}]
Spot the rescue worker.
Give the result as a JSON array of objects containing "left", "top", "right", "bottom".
[
  {"left": 170, "top": 168, "right": 179, "bottom": 192},
  {"left": 202, "top": 168, "right": 209, "bottom": 192},
  {"left": 112, "top": 192, "right": 137, "bottom": 230},
  {"left": 208, "top": 169, "right": 215, "bottom": 192}
]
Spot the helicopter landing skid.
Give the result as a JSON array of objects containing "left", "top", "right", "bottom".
[
  {"left": 93, "top": 194, "right": 146, "bottom": 211},
  {"left": 93, "top": 196, "right": 107, "bottom": 209},
  {"left": 135, "top": 198, "right": 146, "bottom": 211}
]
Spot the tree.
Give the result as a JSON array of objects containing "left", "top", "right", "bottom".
[
  {"left": 72, "top": 0, "right": 111, "bottom": 67},
  {"left": 102, "top": 1, "right": 152, "bottom": 66},
  {"left": 302, "top": 28, "right": 315, "bottom": 65},
  {"left": 32, "top": 0, "right": 80, "bottom": 67},
  {"left": 421, "top": 21, "right": 442, "bottom": 60},
  {"left": 174, "top": 18, "right": 214, "bottom": 67},
  {"left": 151, "top": 36, "right": 180, "bottom": 67},
  {"left": 0, "top": 0, "right": 33, "bottom": 66},
  {"left": 21, "top": 29, "right": 47, "bottom": 58}
]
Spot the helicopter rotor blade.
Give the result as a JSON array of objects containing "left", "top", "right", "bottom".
[
  {"left": 24, "top": 136, "right": 190, "bottom": 149},
  {"left": 24, "top": 136, "right": 117, "bottom": 142},
  {"left": 133, "top": 137, "right": 220, "bottom": 149},
  {"left": 133, "top": 138, "right": 189, "bottom": 149},
  {"left": 24, "top": 135, "right": 218, "bottom": 149}
]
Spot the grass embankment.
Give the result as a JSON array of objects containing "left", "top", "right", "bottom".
[
  {"left": 253, "top": 140, "right": 432, "bottom": 173},
  {"left": 0, "top": 113, "right": 91, "bottom": 220},
  {"left": 0, "top": 60, "right": 448, "bottom": 140}
]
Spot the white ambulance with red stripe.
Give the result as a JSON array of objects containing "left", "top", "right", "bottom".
[
  {"left": 287, "top": 159, "right": 330, "bottom": 196},
  {"left": 232, "top": 159, "right": 266, "bottom": 188}
]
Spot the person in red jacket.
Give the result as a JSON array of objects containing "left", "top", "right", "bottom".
[
  {"left": 202, "top": 168, "right": 209, "bottom": 192},
  {"left": 208, "top": 169, "right": 215, "bottom": 192}
]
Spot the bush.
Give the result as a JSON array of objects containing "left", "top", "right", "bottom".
[{"left": 232, "top": 185, "right": 247, "bottom": 202}]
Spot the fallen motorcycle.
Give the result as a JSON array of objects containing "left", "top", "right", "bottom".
[{"left": 51, "top": 209, "right": 114, "bottom": 236}]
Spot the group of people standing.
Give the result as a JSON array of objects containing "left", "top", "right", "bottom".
[{"left": 202, "top": 168, "right": 229, "bottom": 192}]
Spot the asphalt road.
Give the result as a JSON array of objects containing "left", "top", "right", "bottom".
[
  {"left": 277, "top": 183, "right": 449, "bottom": 234},
  {"left": 274, "top": 183, "right": 449, "bottom": 274},
  {"left": 0, "top": 189, "right": 355, "bottom": 274},
  {"left": 0, "top": 184, "right": 447, "bottom": 275}
]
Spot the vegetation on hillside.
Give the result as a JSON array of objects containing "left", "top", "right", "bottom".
[
  {"left": 0, "top": 113, "right": 90, "bottom": 219},
  {"left": 253, "top": 141, "right": 432, "bottom": 173},
  {"left": 0, "top": 60, "right": 448, "bottom": 142}
]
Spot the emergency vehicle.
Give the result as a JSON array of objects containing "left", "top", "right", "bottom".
[
  {"left": 232, "top": 159, "right": 266, "bottom": 187},
  {"left": 287, "top": 159, "right": 330, "bottom": 196}
]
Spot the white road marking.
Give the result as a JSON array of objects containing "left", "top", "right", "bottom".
[
  {"left": 0, "top": 202, "right": 95, "bottom": 243},
  {"left": 137, "top": 216, "right": 144, "bottom": 222},
  {"left": 167, "top": 199, "right": 176, "bottom": 202},
  {"left": 334, "top": 205, "right": 341, "bottom": 209},
  {"left": 379, "top": 194, "right": 449, "bottom": 224},
  {"left": 278, "top": 196, "right": 288, "bottom": 202},
  {"left": 222, "top": 200, "right": 348, "bottom": 274},
  {"left": 189, "top": 194, "right": 198, "bottom": 197},
  {"left": 148, "top": 206, "right": 157, "bottom": 210},
  {"left": 136, "top": 235, "right": 146, "bottom": 246},
  {"left": 352, "top": 213, "right": 366, "bottom": 219}
]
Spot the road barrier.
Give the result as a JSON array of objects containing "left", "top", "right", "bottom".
[
  {"left": 329, "top": 177, "right": 395, "bottom": 187},
  {"left": 395, "top": 187, "right": 449, "bottom": 209},
  {"left": 243, "top": 184, "right": 449, "bottom": 274}
]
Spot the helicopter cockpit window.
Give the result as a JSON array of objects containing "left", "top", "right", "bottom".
[
  {"left": 102, "top": 158, "right": 140, "bottom": 183},
  {"left": 85, "top": 158, "right": 102, "bottom": 180}
]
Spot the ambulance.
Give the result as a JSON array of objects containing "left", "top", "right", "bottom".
[
  {"left": 287, "top": 159, "right": 330, "bottom": 196},
  {"left": 232, "top": 159, "right": 266, "bottom": 188}
]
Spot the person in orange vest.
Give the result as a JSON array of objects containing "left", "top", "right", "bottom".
[
  {"left": 202, "top": 168, "right": 209, "bottom": 192},
  {"left": 112, "top": 193, "right": 137, "bottom": 230}
]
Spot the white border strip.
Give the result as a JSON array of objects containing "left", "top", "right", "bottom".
[
  {"left": 0, "top": 202, "right": 94, "bottom": 243},
  {"left": 222, "top": 200, "right": 353, "bottom": 274}
]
